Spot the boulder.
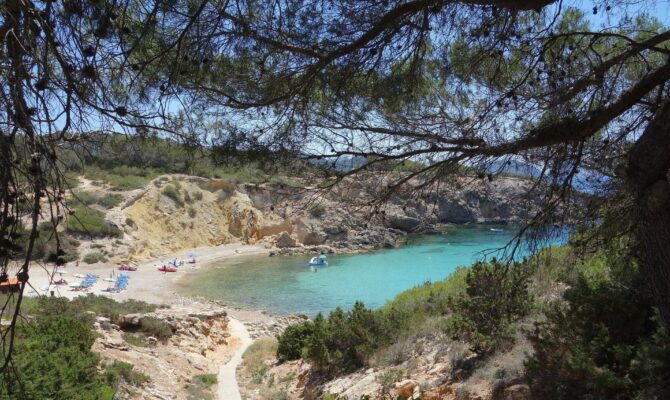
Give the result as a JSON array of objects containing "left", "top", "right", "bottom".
[
  {"left": 119, "top": 313, "right": 144, "bottom": 328},
  {"left": 500, "top": 384, "right": 531, "bottom": 400},
  {"left": 394, "top": 379, "right": 419, "bottom": 398},
  {"left": 302, "top": 229, "right": 327, "bottom": 245},
  {"left": 389, "top": 215, "right": 421, "bottom": 232},
  {"left": 276, "top": 231, "right": 297, "bottom": 248},
  {"left": 102, "top": 339, "right": 129, "bottom": 351}
]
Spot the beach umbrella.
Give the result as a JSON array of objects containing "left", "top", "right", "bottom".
[
  {"left": 103, "top": 278, "right": 115, "bottom": 283},
  {"left": 68, "top": 282, "right": 82, "bottom": 288},
  {"left": 55, "top": 270, "right": 68, "bottom": 275}
]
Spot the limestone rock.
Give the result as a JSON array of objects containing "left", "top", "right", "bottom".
[
  {"left": 395, "top": 379, "right": 419, "bottom": 398},
  {"left": 389, "top": 215, "right": 422, "bottom": 232},
  {"left": 276, "top": 231, "right": 297, "bottom": 248},
  {"left": 102, "top": 339, "right": 130, "bottom": 351}
]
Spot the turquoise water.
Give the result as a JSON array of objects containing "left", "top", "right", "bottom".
[{"left": 179, "top": 225, "right": 529, "bottom": 316}]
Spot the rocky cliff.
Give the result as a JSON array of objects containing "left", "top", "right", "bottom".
[{"left": 110, "top": 174, "right": 536, "bottom": 260}]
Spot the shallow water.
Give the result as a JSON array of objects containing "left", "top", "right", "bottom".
[{"left": 179, "top": 225, "right": 531, "bottom": 316}]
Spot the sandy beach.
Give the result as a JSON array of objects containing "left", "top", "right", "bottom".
[{"left": 25, "top": 242, "right": 270, "bottom": 307}]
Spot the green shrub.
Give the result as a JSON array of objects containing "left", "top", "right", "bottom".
[
  {"left": 108, "top": 174, "right": 149, "bottom": 191},
  {"left": 184, "top": 191, "right": 193, "bottom": 204},
  {"left": 122, "top": 332, "right": 150, "bottom": 347},
  {"left": 309, "top": 204, "right": 326, "bottom": 218},
  {"left": 140, "top": 317, "right": 173, "bottom": 341},
  {"left": 193, "top": 191, "right": 203, "bottom": 201},
  {"left": 65, "top": 206, "right": 122, "bottom": 238},
  {"left": 0, "top": 315, "right": 113, "bottom": 399},
  {"left": 97, "top": 194, "right": 123, "bottom": 209},
  {"left": 446, "top": 259, "right": 532, "bottom": 355},
  {"left": 104, "top": 360, "right": 150, "bottom": 390},
  {"left": 161, "top": 185, "right": 184, "bottom": 207},
  {"left": 69, "top": 296, "right": 159, "bottom": 322},
  {"left": 188, "top": 207, "right": 197, "bottom": 218},
  {"left": 525, "top": 245, "right": 670, "bottom": 400},
  {"left": 282, "top": 302, "right": 393, "bottom": 374},
  {"left": 193, "top": 374, "right": 217, "bottom": 387},
  {"left": 83, "top": 252, "right": 108, "bottom": 264},
  {"left": 73, "top": 190, "right": 99, "bottom": 206},
  {"left": 20, "top": 294, "right": 161, "bottom": 324},
  {"left": 18, "top": 221, "right": 80, "bottom": 264},
  {"left": 125, "top": 217, "right": 135, "bottom": 227},
  {"left": 84, "top": 166, "right": 151, "bottom": 191},
  {"left": 277, "top": 322, "right": 315, "bottom": 361}
]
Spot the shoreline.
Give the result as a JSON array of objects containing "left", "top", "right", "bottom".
[{"left": 26, "top": 242, "right": 279, "bottom": 322}]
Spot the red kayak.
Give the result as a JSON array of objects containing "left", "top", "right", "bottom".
[
  {"left": 118, "top": 264, "right": 137, "bottom": 271},
  {"left": 156, "top": 265, "right": 177, "bottom": 272}
]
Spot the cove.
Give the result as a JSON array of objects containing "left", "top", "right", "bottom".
[{"left": 178, "top": 224, "right": 531, "bottom": 316}]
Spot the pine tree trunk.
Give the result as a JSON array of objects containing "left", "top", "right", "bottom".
[{"left": 627, "top": 101, "right": 670, "bottom": 330}]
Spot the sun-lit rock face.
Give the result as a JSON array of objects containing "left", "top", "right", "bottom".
[{"left": 116, "top": 174, "right": 535, "bottom": 260}]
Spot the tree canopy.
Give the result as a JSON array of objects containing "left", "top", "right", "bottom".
[{"left": 1, "top": 0, "right": 669, "bottom": 374}]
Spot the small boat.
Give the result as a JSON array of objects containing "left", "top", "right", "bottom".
[
  {"left": 157, "top": 265, "right": 177, "bottom": 272},
  {"left": 308, "top": 255, "right": 328, "bottom": 267}
]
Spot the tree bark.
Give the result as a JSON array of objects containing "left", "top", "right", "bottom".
[{"left": 627, "top": 101, "right": 670, "bottom": 329}]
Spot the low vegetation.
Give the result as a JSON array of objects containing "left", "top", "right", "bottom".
[
  {"left": 65, "top": 206, "right": 122, "bottom": 238},
  {"left": 72, "top": 191, "right": 124, "bottom": 209},
  {"left": 242, "top": 337, "right": 279, "bottom": 385},
  {"left": 138, "top": 316, "right": 174, "bottom": 341},
  {"left": 0, "top": 295, "right": 162, "bottom": 399},
  {"left": 161, "top": 184, "right": 184, "bottom": 207},
  {"left": 446, "top": 259, "right": 532, "bottom": 354},
  {"left": 83, "top": 252, "right": 108, "bottom": 264},
  {"left": 276, "top": 236, "right": 670, "bottom": 399},
  {"left": 309, "top": 204, "right": 326, "bottom": 218},
  {"left": 104, "top": 360, "right": 151, "bottom": 391},
  {"left": 16, "top": 221, "right": 80, "bottom": 264},
  {"left": 186, "top": 374, "right": 218, "bottom": 400}
]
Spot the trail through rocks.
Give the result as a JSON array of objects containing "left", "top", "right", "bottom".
[{"left": 218, "top": 318, "right": 252, "bottom": 400}]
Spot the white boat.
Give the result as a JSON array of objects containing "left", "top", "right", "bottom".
[{"left": 308, "top": 255, "right": 328, "bottom": 266}]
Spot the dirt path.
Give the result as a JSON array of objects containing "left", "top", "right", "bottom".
[{"left": 218, "top": 317, "right": 252, "bottom": 400}]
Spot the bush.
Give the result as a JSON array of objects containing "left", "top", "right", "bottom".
[
  {"left": 97, "top": 194, "right": 123, "bottom": 209},
  {"left": 65, "top": 206, "right": 122, "bottom": 238},
  {"left": 193, "top": 374, "right": 217, "bottom": 387},
  {"left": 277, "top": 322, "right": 315, "bottom": 361},
  {"left": 79, "top": 296, "right": 159, "bottom": 322},
  {"left": 309, "top": 204, "right": 326, "bottom": 218},
  {"left": 104, "top": 360, "right": 150, "bottom": 390},
  {"left": 122, "top": 332, "right": 149, "bottom": 347},
  {"left": 193, "top": 191, "right": 204, "bottom": 201},
  {"left": 278, "top": 302, "right": 393, "bottom": 375},
  {"left": 140, "top": 317, "right": 173, "bottom": 341},
  {"left": 446, "top": 259, "right": 532, "bottom": 355},
  {"left": 188, "top": 207, "right": 197, "bottom": 218},
  {"left": 0, "top": 315, "right": 113, "bottom": 399},
  {"left": 83, "top": 252, "right": 108, "bottom": 264},
  {"left": 72, "top": 190, "right": 99, "bottom": 206},
  {"left": 29, "top": 294, "right": 160, "bottom": 324},
  {"left": 125, "top": 217, "right": 135, "bottom": 227},
  {"left": 525, "top": 246, "right": 670, "bottom": 400},
  {"left": 18, "top": 221, "right": 80, "bottom": 264},
  {"left": 161, "top": 184, "right": 184, "bottom": 207}
]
